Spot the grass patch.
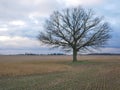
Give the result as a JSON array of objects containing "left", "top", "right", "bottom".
[
  {"left": 70, "top": 60, "right": 93, "bottom": 64},
  {"left": 67, "top": 60, "right": 105, "bottom": 66}
]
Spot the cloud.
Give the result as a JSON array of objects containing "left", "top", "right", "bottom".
[
  {"left": 61, "top": 0, "right": 103, "bottom": 7},
  {"left": 0, "top": 0, "right": 61, "bottom": 39},
  {"left": 0, "top": 0, "right": 120, "bottom": 54},
  {"left": 0, "top": 36, "right": 40, "bottom": 48},
  {"left": 0, "top": 0, "right": 61, "bottom": 21},
  {"left": 9, "top": 20, "right": 26, "bottom": 26},
  {"left": 100, "top": 47, "right": 120, "bottom": 54},
  {"left": 0, "top": 27, "right": 8, "bottom": 31}
]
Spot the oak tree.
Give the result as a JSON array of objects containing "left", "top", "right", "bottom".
[{"left": 38, "top": 7, "right": 110, "bottom": 62}]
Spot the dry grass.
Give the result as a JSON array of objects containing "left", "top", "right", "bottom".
[
  {"left": 0, "top": 55, "right": 119, "bottom": 77},
  {"left": 0, "top": 55, "right": 120, "bottom": 90},
  {"left": 0, "top": 56, "right": 72, "bottom": 76},
  {"left": 0, "top": 62, "right": 72, "bottom": 76}
]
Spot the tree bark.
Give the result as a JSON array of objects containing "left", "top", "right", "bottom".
[{"left": 73, "top": 49, "right": 77, "bottom": 62}]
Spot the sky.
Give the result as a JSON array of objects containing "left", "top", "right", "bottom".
[{"left": 0, "top": 0, "right": 120, "bottom": 54}]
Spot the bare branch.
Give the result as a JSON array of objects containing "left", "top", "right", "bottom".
[{"left": 38, "top": 6, "right": 111, "bottom": 62}]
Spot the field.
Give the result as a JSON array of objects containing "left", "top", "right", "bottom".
[{"left": 0, "top": 55, "right": 120, "bottom": 90}]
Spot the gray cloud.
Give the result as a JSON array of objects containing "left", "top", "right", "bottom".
[
  {"left": 0, "top": 0, "right": 61, "bottom": 21},
  {"left": 0, "top": 0, "right": 120, "bottom": 54}
]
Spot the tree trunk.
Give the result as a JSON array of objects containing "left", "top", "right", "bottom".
[{"left": 73, "top": 49, "right": 77, "bottom": 62}]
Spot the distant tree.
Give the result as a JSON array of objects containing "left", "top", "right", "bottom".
[{"left": 38, "top": 6, "right": 111, "bottom": 62}]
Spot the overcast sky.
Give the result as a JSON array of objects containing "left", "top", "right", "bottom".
[{"left": 0, "top": 0, "right": 120, "bottom": 54}]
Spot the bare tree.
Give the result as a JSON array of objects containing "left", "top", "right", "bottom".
[{"left": 38, "top": 7, "right": 110, "bottom": 62}]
